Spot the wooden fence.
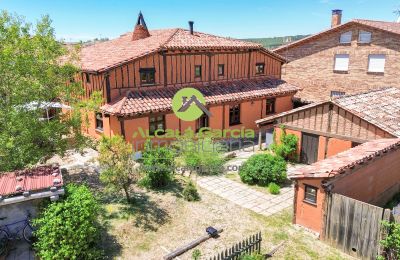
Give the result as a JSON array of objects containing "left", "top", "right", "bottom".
[
  {"left": 209, "top": 232, "right": 262, "bottom": 260},
  {"left": 323, "top": 193, "right": 391, "bottom": 260}
]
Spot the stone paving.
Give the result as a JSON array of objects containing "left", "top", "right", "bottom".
[{"left": 197, "top": 176, "right": 294, "bottom": 216}]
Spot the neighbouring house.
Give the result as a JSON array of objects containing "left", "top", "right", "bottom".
[
  {"left": 274, "top": 9, "right": 400, "bottom": 103},
  {"left": 0, "top": 165, "right": 64, "bottom": 228},
  {"left": 289, "top": 138, "right": 400, "bottom": 236},
  {"left": 256, "top": 88, "right": 400, "bottom": 164},
  {"left": 75, "top": 12, "right": 300, "bottom": 148}
]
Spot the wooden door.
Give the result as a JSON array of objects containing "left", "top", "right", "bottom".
[{"left": 300, "top": 133, "right": 319, "bottom": 164}]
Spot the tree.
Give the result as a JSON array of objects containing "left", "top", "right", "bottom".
[
  {"left": 98, "top": 135, "right": 139, "bottom": 202},
  {"left": 33, "top": 184, "right": 103, "bottom": 259},
  {"left": 0, "top": 11, "right": 101, "bottom": 171}
]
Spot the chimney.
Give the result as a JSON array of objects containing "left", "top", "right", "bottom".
[
  {"left": 132, "top": 11, "right": 150, "bottom": 41},
  {"left": 331, "top": 9, "right": 342, "bottom": 27},
  {"left": 188, "top": 21, "right": 194, "bottom": 35}
]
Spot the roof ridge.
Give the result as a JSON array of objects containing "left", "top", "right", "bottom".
[
  {"left": 160, "top": 28, "right": 182, "bottom": 49},
  {"left": 334, "top": 87, "right": 398, "bottom": 101},
  {"left": 353, "top": 18, "right": 400, "bottom": 24},
  {"left": 115, "top": 96, "right": 127, "bottom": 114}
]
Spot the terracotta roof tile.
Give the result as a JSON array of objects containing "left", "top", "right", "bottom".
[
  {"left": 0, "top": 165, "right": 63, "bottom": 196},
  {"left": 79, "top": 28, "right": 282, "bottom": 72},
  {"left": 290, "top": 138, "right": 400, "bottom": 179},
  {"left": 101, "top": 78, "right": 300, "bottom": 116}
]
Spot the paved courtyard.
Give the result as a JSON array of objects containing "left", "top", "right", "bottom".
[{"left": 197, "top": 176, "right": 294, "bottom": 216}]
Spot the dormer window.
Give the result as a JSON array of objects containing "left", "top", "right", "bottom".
[
  {"left": 256, "top": 63, "right": 265, "bottom": 74},
  {"left": 339, "top": 31, "right": 352, "bottom": 44},
  {"left": 358, "top": 31, "right": 372, "bottom": 43},
  {"left": 139, "top": 68, "right": 155, "bottom": 85}
]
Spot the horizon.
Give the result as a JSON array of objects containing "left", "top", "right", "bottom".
[{"left": 1, "top": 0, "right": 400, "bottom": 42}]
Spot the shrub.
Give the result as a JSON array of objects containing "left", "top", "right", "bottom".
[
  {"left": 178, "top": 137, "right": 225, "bottom": 175},
  {"left": 239, "top": 254, "right": 264, "bottom": 260},
  {"left": 379, "top": 221, "right": 400, "bottom": 260},
  {"left": 141, "top": 140, "right": 175, "bottom": 188},
  {"left": 271, "top": 126, "right": 298, "bottom": 161},
  {"left": 33, "top": 184, "right": 103, "bottom": 259},
  {"left": 239, "top": 153, "right": 287, "bottom": 186},
  {"left": 98, "top": 135, "right": 140, "bottom": 202},
  {"left": 268, "top": 182, "right": 281, "bottom": 195},
  {"left": 192, "top": 249, "right": 202, "bottom": 260},
  {"left": 183, "top": 181, "right": 200, "bottom": 201}
]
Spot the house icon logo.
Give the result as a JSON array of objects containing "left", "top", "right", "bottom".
[{"left": 172, "top": 88, "right": 212, "bottom": 121}]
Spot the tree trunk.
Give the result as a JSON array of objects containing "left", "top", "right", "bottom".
[{"left": 123, "top": 186, "right": 131, "bottom": 203}]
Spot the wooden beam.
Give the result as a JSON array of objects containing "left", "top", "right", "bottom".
[{"left": 162, "top": 51, "right": 167, "bottom": 87}]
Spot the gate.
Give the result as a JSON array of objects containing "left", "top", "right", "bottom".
[{"left": 323, "top": 193, "right": 391, "bottom": 259}]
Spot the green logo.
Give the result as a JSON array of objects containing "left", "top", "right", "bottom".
[{"left": 172, "top": 88, "right": 211, "bottom": 121}]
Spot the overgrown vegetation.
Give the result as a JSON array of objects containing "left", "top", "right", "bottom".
[
  {"left": 239, "top": 153, "right": 287, "bottom": 186},
  {"left": 239, "top": 254, "right": 264, "bottom": 260},
  {"left": 177, "top": 137, "right": 225, "bottom": 175},
  {"left": 33, "top": 185, "right": 103, "bottom": 259},
  {"left": 192, "top": 249, "right": 202, "bottom": 260},
  {"left": 141, "top": 140, "right": 175, "bottom": 188},
  {"left": 183, "top": 181, "right": 200, "bottom": 201},
  {"left": 379, "top": 221, "right": 400, "bottom": 260},
  {"left": 268, "top": 182, "right": 281, "bottom": 195},
  {"left": 0, "top": 11, "right": 101, "bottom": 171},
  {"left": 271, "top": 126, "right": 298, "bottom": 161},
  {"left": 98, "top": 135, "right": 140, "bottom": 202},
  {"left": 243, "top": 35, "right": 309, "bottom": 49}
]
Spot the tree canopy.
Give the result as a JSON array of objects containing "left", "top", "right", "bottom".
[{"left": 0, "top": 11, "right": 100, "bottom": 171}]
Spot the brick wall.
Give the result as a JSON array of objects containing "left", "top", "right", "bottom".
[{"left": 276, "top": 24, "right": 400, "bottom": 102}]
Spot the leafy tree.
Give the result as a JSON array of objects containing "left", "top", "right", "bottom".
[
  {"left": 33, "top": 184, "right": 103, "bottom": 259},
  {"left": 0, "top": 11, "right": 101, "bottom": 171},
  {"left": 98, "top": 135, "right": 139, "bottom": 202},
  {"left": 271, "top": 126, "right": 298, "bottom": 161},
  {"left": 239, "top": 153, "right": 287, "bottom": 185},
  {"left": 141, "top": 140, "right": 175, "bottom": 188}
]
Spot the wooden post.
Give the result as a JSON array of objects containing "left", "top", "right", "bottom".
[
  {"left": 258, "top": 128, "right": 263, "bottom": 150},
  {"left": 163, "top": 229, "right": 223, "bottom": 260}
]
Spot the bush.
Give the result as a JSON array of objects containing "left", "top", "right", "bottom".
[
  {"left": 379, "top": 221, "right": 400, "bottom": 260},
  {"left": 239, "top": 153, "right": 287, "bottom": 186},
  {"left": 141, "top": 140, "right": 175, "bottom": 188},
  {"left": 239, "top": 254, "right": 264, "bottom": 260},
  {"left": 268, "top": 182, "right": 281, "bottom": 195},
  {"left": 271, "top": 126, "right": 298, "bottom": 161},
  {"left": 178, "top": 137, "right": 225, "bottom": 175},
  {"left": 192, "top": 249, "right": 201, "bottom": 260},
  {"left": 33, "top": 184, "right": 103, "bottom": 259},
  {"left": 183, "top": 181, "right": 200, "bottom": 201}
]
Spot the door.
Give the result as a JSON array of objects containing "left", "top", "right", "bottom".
[
  {"left": 300, "top": 133, "right": 319, "bottom": 164},
  {"left": 264, "top": 128, "right": 274, "bottom": 148}
]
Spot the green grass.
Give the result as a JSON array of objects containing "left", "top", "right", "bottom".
[{"left": 242, "top": 35, "right": 310, "bottom": 49}]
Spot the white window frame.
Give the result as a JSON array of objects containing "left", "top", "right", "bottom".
[
  {"left": 339, "top": 31, "right": 352, "bottom": 44},
  {"left": 368, "top": 54, "right": 385, "bottom": 73},
  {"left": 334, "top": 54, "right": 350, "bottom": 72},
  {"left": 358, "top": 30, "right": 372, "bottom": 43}
]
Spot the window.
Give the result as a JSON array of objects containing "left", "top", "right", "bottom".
[
  {"left": 229, "top": 104, "right": 241, "bottom": 126},
  {"left": 84, "top": 73, "right": 91, "bottom": 83},
  {"left": 334, "top": 54, "right": 349, "bottom": 72},
  {"left": 149, "top": 115, "right": 165, "bottom": 135},
  {"left": 368, "top": 54, "right": 385, "bottom": 73},
  {"left": 195, "top": 65, "right": 202, "bottom": 78},
  {"left": 339, "top": 31, "right": 352, "bottom": 43},
  {"left": 197, "top": 114, "right": 209, "bottom": 130},
  {"left": 255, "top": 63, "right": 265, "bottom": 74},
  {"left": 330, "top": 90, "right": 346, "bottom": 98},
  {"left": 304, "top": 185, "right": 317, "bottom": 204},
  {"left": 218, "top": 64, "right": 224, "bottom": 76},
  {"left": 139, "top": 68, "right": 156, "bottom": 85},
  {"left": 95, "top": 113, "right": 103, "bottom": 131},
  {"left": 358, "top": 30, "right": 371, "bottom": 43},
  {"left": 266, "top": 98, "right": 276, "bottom": 115}
]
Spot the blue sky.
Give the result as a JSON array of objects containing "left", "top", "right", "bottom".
[{"left": 1, "top": 0, "right": 399, "bottom": 41}]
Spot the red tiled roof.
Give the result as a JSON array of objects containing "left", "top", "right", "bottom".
[
  {"left": 0, "top": 166, "right": 63, "bottom": 196},
  {"left": 274, "top": 19, "right": 400, "bottom": 52},
  {"left": 79, "top": 28, "right": 283, "bottom": 72},
  {"left": 101, "top": 78, "right": 300, "bottom": 116},
  {"left": 290, "top": 138, "right": 400, "bottom": 179},
  {"left": 256, "top": 88, "right": 400, "bottom": 137}
]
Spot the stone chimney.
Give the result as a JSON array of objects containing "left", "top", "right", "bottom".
[
  {"left": 331, "top": 9, "right": 342, "bottom": 27},
  {"left": 132, "top": 11, "right": 150, "bottom": 41}
]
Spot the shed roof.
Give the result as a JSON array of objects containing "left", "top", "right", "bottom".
[
  {"left": 289, "top": 138, "right": 400, "bottom": 179},
  {"left": 0, "top": 165, "right": 63, "bottom": 196}
]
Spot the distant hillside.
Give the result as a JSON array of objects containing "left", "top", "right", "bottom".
[{"left": 243, "top": 35, "right": 310, "bottom": 49}]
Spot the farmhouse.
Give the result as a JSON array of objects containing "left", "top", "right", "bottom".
[
  {"left": 76, "top": 12, "right": 300, "bottom": 147},
  {"left": 256, "top": 88, "right": 400, "bottom": 164},
  {"left": 289, "top": 138, "right": 400, "bottom": 237},
  {"left": 274, "top": 9, "right": 400, "bottom": 103}
]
